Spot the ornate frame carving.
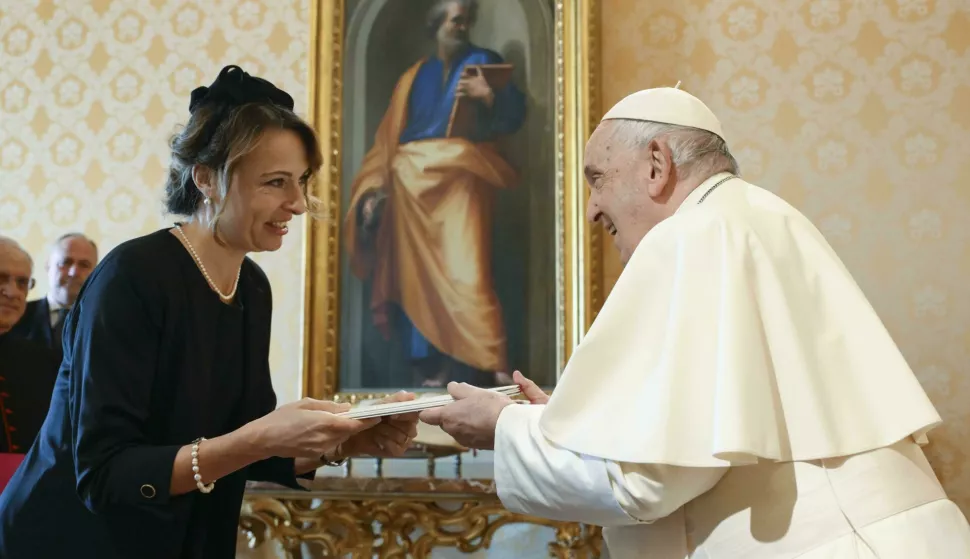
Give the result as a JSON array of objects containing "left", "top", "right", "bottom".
[
  {"left": 241, "top": 480, "right": 602, "bottom": 558},
  {"left": 302, "top": 0, "right": 602, "bottom": 399}
]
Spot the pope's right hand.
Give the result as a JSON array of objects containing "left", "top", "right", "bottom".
[{"left": 248, "top": 399, "right": 380, "bottom": 459}]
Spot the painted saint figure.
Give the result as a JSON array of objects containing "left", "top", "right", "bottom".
[{"left": 344, "top": 0, "right": 526, "bottom": 388}]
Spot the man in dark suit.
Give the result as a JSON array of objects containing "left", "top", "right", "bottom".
[
  {"left": 0, "top": 236, "right": 60, "bottom": 454},
  {"left": 10, "top": 232, "right": 98, "bottom": 364}
]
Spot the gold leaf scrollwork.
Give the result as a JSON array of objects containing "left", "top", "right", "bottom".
[{"left": 240, "top": 496, "right": 602, "bottom": 558}]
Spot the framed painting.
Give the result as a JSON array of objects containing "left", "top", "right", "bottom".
[{"left": 303, "top": 0, "right": 602, "bottom": 400}]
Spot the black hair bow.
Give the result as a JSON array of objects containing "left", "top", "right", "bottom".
[{"left": 188, "top": 65, "right": 294, "bottom": 113}]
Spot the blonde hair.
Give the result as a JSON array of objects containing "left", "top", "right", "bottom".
[{"left": 163, "top": 102, "right": 325, "bottom": 237}]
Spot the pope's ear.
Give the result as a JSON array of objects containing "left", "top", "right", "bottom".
[{"left": 644, "top": 139, "right": 674, "bottom": 198}]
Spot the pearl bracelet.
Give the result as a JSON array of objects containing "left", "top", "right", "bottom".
[{"left": 191, "top": 437, "right": 215, "bottom": 494}]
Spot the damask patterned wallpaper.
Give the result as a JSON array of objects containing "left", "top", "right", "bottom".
[
  {"left": 601, "top": 0, "right": 970, "bottom": 515},
  {"left": 0, "top": 0, "right": 311, "bottom": 403},
  {"left": 2, "top": 0, "right": 968, "bottom": 541}
]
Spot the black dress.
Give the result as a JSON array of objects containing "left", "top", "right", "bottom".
[{"left": 0, "top": 229, "right": 309, "bottom": 559}]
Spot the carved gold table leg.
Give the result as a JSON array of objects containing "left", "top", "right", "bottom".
[
  {"left": 550, "top": 524, "right": 603, "bottom": 558},
  {"left": 241, "top": 495, "right": 603, "bottom": 558}
]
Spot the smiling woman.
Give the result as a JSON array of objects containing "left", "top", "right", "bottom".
[
  {"left": 163, "top": 74, "right": 324, "bottom": 260},
  {"left": 171, "top": 125, "right": 314, "bottom": 257},
  {"left": 0, "top": 65, "right": 420, "bottom": 559}
]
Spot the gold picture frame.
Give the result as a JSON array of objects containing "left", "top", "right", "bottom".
[{"left": 302, "top": 0, "right": 602, "bottom": 400}]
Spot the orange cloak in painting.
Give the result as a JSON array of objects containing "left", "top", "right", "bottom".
[{"left": 344, "top": 61, "right": 516, "bottom": 373}]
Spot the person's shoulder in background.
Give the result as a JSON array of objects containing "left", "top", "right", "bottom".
[{"left": 72, "top": 228, "right": 183, "bottom": 313}]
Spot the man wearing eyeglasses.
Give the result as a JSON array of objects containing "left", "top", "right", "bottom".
[
  {"left": 10, "top": 232, "right": 98, "bottom": 365},
  {"left": 0, "top": 236, "right": 59, "bottom": 457}
]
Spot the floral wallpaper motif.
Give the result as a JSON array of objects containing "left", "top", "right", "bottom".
[
  {"left": 602, "top": 0, "right": 970, "bottom": 515},
  {"left": 3, "top": 0, "right": 968, "bottom": 555},
  {"left": 0, "top": 1, "right": 559, "bottom": 556},
  {"left": 0, "top": 0, "right": 311, "bottom": 403}
]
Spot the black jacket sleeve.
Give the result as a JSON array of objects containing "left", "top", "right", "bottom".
[{"left": 68, "top": 257, "right": 186, "bottom": 513}]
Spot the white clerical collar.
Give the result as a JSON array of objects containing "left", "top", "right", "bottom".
[{"left": 675, "top": 172, "right": 736, "bottom": 214}]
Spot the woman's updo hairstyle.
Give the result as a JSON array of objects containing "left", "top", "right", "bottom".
[{"left": 164, "top": 65, "right": 324, "bottom": 220}]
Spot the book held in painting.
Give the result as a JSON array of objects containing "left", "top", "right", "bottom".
[{"left": 446, "top": 63, "right": 514, "bottom": 138}]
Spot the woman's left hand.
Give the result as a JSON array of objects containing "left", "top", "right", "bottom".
[{"left": 339, "top": 391, "right": 420, "bottom": 458}]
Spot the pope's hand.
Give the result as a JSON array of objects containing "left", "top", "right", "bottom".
[
  {"left": 513, "top": 370, "right": 549, "bottom": 405},
  {"left": 340, "top": 391, "right": 420, "bottom": 458},
  {"left": 418, "top": 382, "right": 513, "bottom": 450}
]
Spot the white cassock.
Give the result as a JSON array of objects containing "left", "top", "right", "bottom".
[{"left": 492, "top": 173, "right": 970, "bottom": 558}]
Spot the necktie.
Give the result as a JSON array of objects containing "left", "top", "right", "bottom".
[{"left": 52, "top": 308, "right": 69, "bottom": 361}]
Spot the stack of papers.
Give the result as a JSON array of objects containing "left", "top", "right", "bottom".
[{"left": 338, "top": 385, "right": 523, "bottom": 420}]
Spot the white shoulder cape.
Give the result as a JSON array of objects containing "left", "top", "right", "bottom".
[{"left": 539, "top": 174, "right": 941, "bottom": 466}]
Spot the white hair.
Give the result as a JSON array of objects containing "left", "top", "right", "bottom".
[
  {"left": 607, "top": 119, "right": 740, "bottom": 179},
  {"left": 426, "top": 0, "right": 478, "bottom": 36},
  {"left": 49, "top": 231, "right": 98, "bottom": 260},
  {"left": 0, "top": 235, "right": 33, "bottom": 270}
]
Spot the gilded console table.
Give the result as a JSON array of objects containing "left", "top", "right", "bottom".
[{"left": 240, "top": 471, "right": 602, "bottom": 558}]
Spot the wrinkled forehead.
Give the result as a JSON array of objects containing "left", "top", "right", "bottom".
[
  {"left": 0, "top": 245, "right": 32, "bottom": 274},
  {"left": 445, "top": 1, "right": 469, "bottom": 19},
  {"left": 54, "top": 237, "right": 96, "bottom": 257},
  {"left": 584, "top": 120, "right": 629, "bottom": 169}
]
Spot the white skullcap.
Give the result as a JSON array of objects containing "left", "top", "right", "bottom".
[{"left": 601, "top": 83, "right": 725, "bottom": 141}]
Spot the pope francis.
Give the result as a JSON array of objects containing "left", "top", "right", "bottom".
[{"left": 419, "top": 87, "right": 970, "bottom": 558}]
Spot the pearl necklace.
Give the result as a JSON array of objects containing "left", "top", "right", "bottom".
[{"left": 174, "top": 224, "right": 241, "bottom": 302}]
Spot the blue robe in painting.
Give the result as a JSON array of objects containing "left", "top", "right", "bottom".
[{"left": 395, "top": 46, "right": 526, "bottom": 378}]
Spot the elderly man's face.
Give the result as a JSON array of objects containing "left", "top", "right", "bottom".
[
  {"left": 0, "top": 244, "right": 32, "bottom": 334},
  {"left": 47, "top": 236, "right": 97, "bottom": 307},
  {"left": 437, "top": 2, "right": 471, "bottom": 52},
  {"left": 583, "top": 123, "right": 664, "bottom": 264}
]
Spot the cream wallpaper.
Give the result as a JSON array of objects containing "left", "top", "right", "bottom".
[
  {"left": 0, "top": 1, "right": 558, "bottom": 556},
  {"left": 602, "top": 0, "right": 970, "bottom": 515},
  {"left": 0, "top": 0, "right": 311, "bottom": 403},
  {"left": 2, "top": 0, "right": 968, "bottom": 554}
]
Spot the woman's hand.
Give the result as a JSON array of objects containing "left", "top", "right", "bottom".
[
  {"left": 340, "top": 391, "right": 420, "bottom": 458},
  {"left": 247, "top": 398, "right": 380, "bottom": 460}
]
